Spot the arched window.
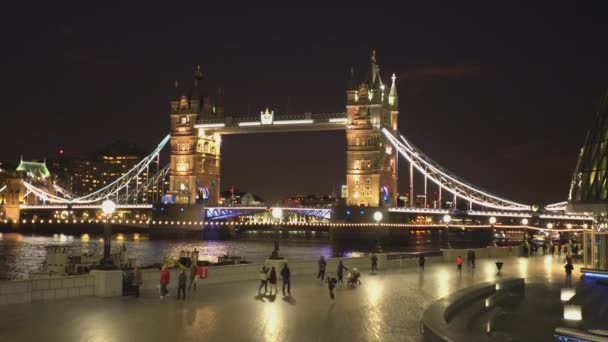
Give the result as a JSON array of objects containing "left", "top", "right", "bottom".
[{"left": 203, "top": 141, "right": 209, "bottom": 153}]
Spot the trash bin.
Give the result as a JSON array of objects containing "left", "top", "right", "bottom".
[{"left": 496, "top": 262, "right": 504, "bottom": 271}]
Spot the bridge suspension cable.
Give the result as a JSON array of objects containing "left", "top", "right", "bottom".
[
  {"left": 23, "top": 134, "right": 170, "bottom": 205},
  {"left": 383, "top": 128, "right": 531, "bottom": 211},
  {"left": 116, "top": 164, "right": 170, "bottom": 203}
]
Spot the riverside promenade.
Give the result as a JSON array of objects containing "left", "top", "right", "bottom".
[{"left": 0, "top": 254, "right": 574, "bottom": 342}]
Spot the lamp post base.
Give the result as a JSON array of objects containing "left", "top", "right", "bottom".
[{"left": 269, "top": 251, "right": 284, "bottom": 260}]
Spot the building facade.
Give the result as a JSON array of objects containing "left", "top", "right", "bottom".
[{"left": 345, "top": 51, "right": 399, "bottom": 207}]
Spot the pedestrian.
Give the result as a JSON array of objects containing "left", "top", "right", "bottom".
[
  {"left": 419, "top": 253, "right": 425, "bottom": 270},
  {"left": 268, "top": 266, "right": 278, "bottom": 295},
  {"left": 566, "top": 253, "right": 573, "bottom": 265},
  {"left": 189, "top": 262, "right": 198, "bottom": 292},
  {"left": 327, "top": 273, "right": 337, "bottom": 300},
  {"left": 564, "top": 262, "right": 574, "bottom": 288},
  {"left": 258, "top": 266, "right": 269, "bottom": 293},
  {"left": 551, "top": 244, "right": 555, "bottom": 256},
  {"left": 317, "top": 256, "right": 326, "bottom": 280},
  {"left": 467, "top": 250, "right": 472, "bottom": 266},
  {"left": 371, "top": 254, "right": 378, "bottom": 273},
  {"left": 281, "top": 263, "right": 291, "bottom": 296},
  {"left": 471, "top": 250, "right": 476, "bottom": 268},
  {"left": 133, "top": 266, "right": 142, "bottom": 298},
  {"left": 160, "top": 265, "right": 170, "bottom": 299},
  {"left": 558, "top": 244, "right": 562, "bottom": 256},
  {"left": 337, "top": 260, "right": 348, "bottom": 284},
  {"left": 456, "top": 255, "right": 463, "bottom": 274},
  {"left": 177, "top": 269, "right": 187, "bottom": 300}
]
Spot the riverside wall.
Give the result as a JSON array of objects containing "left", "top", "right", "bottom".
[{"left": 0, "top": 246, "right": 520, "bottom": 305}]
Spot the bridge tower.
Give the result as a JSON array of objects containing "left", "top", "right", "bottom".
[
  {"left": 345, "top": 51, "right": 398, "bottom": 207},
  {"left": 169, "top": 67, "right": 222, "bottom": 205},
  {"left": 3, "top": 171, "right": 25, "bottom": 221}
]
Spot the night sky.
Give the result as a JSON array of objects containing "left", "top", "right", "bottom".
[{"left": 2, "top": 3, "right": 608, "bottom": 205}]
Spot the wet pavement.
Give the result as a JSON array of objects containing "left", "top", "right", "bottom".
[{"left": 0, "top": 255, "right": 578, "bottom": 342}]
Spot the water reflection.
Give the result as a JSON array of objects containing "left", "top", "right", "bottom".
[{"left": 0, "top": 231, "right": 449, "bottom": 281}]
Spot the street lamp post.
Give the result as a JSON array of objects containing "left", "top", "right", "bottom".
[
  {"left": 373, "top": 211, "right": 383, "bottom": 251},
  {"left": 100, "top": 200, "right": 116, "bottom": 268},
  {"left": 270, "top": 208, "right": 283, "bottom": 260},
  {"left": 442, "top": 214, "right": 452, "bottom": 249}
]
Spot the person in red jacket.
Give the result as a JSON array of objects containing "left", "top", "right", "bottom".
[
  {"left": 456, "top": 256, "right": 463, "bottom": 274},
  {"left": 160, "top": 266, "right": 170, "bottom": 299},
  {"left": 268, "top": 266, "right": 278, "bottom": 295}
]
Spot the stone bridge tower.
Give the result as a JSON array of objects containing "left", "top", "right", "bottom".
[
  {"left": 169, "top": 67, "right": 222, "bottom": 205},
  {"left": 345, "top": 51, "right": 399, "bottom": 207}
]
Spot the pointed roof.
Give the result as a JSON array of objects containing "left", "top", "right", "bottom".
[
  {"left": 388, "top": 73, "right": 398, "bottom": 106},
  {"left": 16, "top": 159, "right": 51, "bottom": 179},
  {"left": 568, "top": 90, "right": 608, "bottom": 207}
]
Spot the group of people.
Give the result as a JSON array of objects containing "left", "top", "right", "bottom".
[
  {"left": 159, "top": 262, "right": 202, "bottom": 300},
  {"left": 257, "top": 263, "right": 291, "bottom": 296},
  {"left": 522, "top": 241, "right": 580, "bottom": 259}
]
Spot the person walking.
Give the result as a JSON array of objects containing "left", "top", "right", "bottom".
[
  {"left": 471, "top": 250, "right": 476, "bottom": 268},
  {"left": 419, "top": 253, "right": 426, "bottom": 271},
  {"left": 337, "top": 260, "right": 348, "bottom": 284},
  {"left": 268, "top": 266, "right": 278, "bottom": 295},
  {"left": 456, "top": 255, "right": 463, "bottom": 274},
  {"left": 160, "top": 266, "right": 170, "bottom": 299},
  {"left": 281, "top": 263, "right": 291, "bottom": 296},
  {"left": 467, "top": 250, "right": 472, "bottom": 266},
  {"left": 317, "top": 256, "right": 327, "bottom": 280},
  {"left": 327, "top": 273, "right": 337, "bottom": 300},
  {"left": 371, "top": 254, "right": 378, "bottom": 273},
  {"left": 258, "top": 265, "right": 269, "bottom": 294},
  {"left": 565, "top": 262, "right": 574, "bottom": 288},
  {"left": 189, "top": 263, "right": 198, "bottom": 292},
  {"left": 551, "top": 244, "right": 555, "bottom": 256},
  {"left": 177, "top": 269, "right": 187, "bottom": 300}
]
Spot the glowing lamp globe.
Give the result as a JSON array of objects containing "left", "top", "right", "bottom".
[
  {"left": 489, "top": 217, "right": 497, "bottom": 225},
  {"left": 583, "top": 223, "right": 588, "bottom": 229},
  {"left": 101, "top": 200, "right": 116, "bottom": 216},
  {"left": 443, "top": 215, "right": 451, "bottom": 224},
  {"left": 521, "top": 218, "right": 529, "bottom": 225},
  {"left": 566, "top": 223, "right": 573, "bottom": 229},
  {"left": 271, "top": 208, "right": 283, "bottom": 220},
  {"left": 373, "top": 211, "right": 383, "bottom": 222},
  {"left": 546, "top": 223, "right": 554, "bottom": 229}
]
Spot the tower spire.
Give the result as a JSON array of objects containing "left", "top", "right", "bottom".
[{"left": 389, "top": 73, "right": 398, "bottom": 106}]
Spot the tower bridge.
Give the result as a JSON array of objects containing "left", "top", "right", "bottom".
[{"left": 3, "top": 51, "right": 592, "bottom": 234}]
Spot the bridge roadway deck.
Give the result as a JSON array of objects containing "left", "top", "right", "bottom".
[{"left": 0, "top": 255, "right": 572, "bottom": 342}]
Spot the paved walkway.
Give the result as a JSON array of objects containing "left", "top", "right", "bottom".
[{"left": 0, "top": 255, "right": 576, "bottom": 342}]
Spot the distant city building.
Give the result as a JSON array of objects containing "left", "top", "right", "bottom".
[
  {"left": 219, "top": 189, "right": 263, "bottom": 205},
  {"left": 415, "top": 194, "right": 427, "bottom": 208},
  {"left": 341, "top": 185, "right": 348, "bottom": 199},
  {"left": 283, "top": 194, "right": 335, "bottom": 207},
  {"left": 49, "top": 142, "right": 148, "bottom": 197}
]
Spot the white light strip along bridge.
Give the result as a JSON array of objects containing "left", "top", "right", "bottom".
[{"left": 382, "top": 128, "right": 532, "bottom": 211}]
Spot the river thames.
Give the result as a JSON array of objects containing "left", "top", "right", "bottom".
[{"left": 0, "top": 230, "right": 452, "bottom": 280}]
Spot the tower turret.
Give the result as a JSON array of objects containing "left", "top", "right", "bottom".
[{"left": 388, "top": 73, "right": 398, "bottom": 108}]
